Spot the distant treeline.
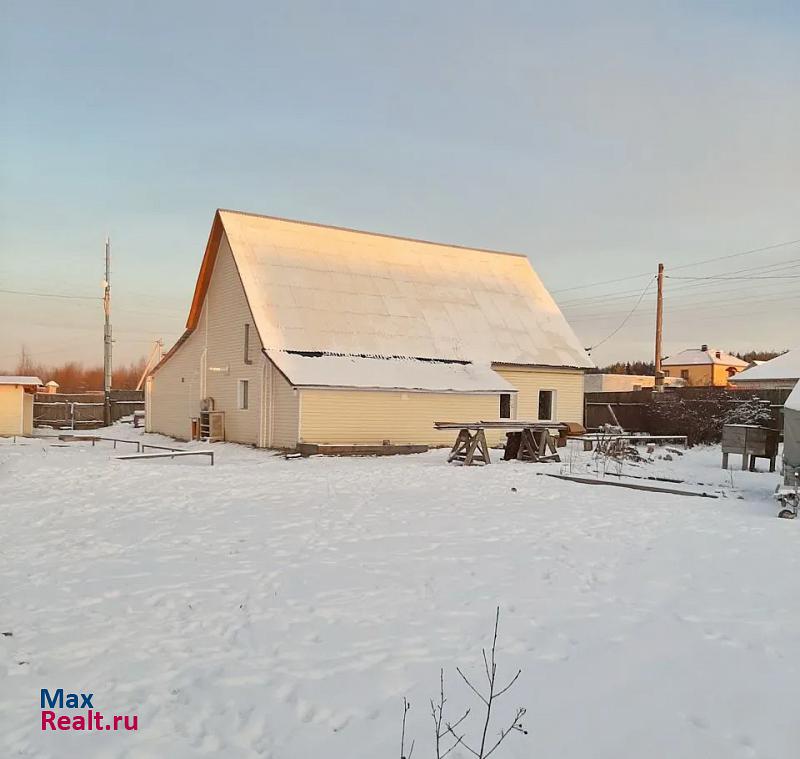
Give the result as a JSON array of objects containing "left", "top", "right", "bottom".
[
  {"left": 590, "top": 349, "right": 787, "bottom": 376},
  {"left": 4, "top": 350, "right": 149, "bottom": 393}
]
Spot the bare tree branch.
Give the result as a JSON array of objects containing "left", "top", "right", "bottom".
[
  {"left": 456, "top": 667, "right": 488, "bottom": 706},
  {"left": 444, "top": 722, "right": 478, "bottom": 757},
  {"left": 400, "top": 698, "right": 414, "bottom": 759},
  {"left": 483, "top": 707, "right": 527, "bottom": 759},
  {"left": 493, "top": 669, "right": 522, "bottom": 699},
  {"left": 447, "top": 708, "right": 471, "bottom": 733}
]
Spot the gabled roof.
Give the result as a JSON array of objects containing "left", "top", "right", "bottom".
[
  {"left": 662, "top": 347, "right": 748, "bottom": 367},
  {"left": 730, "top": 349, "right": 800, "bottom": 383},
  {"left": 186, "top": 210, "right": 592, "bottom": 374},
  {"left": 0, "top": 376, "right": 42, "bottom": 386}
]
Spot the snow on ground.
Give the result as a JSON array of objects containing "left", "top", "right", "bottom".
[{"left": 1, "top": 427, "right": 799, "bottom": 758}]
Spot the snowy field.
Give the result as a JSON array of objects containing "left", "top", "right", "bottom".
[{"left": 1, "top": 426, "right": 799, "bottom": 759}]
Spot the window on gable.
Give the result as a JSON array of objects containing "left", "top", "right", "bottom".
[{"left": 238, "top": 379, "right": 249, "bottom": 410}]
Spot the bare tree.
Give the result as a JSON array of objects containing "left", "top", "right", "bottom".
[
  {"left": 402, "top": 607, "right": 527, "bottom": 758},
  {"left": 401, "top": 697, "right": 414, "bottom": 759},
  {"left": 430, "top": 668, "right": 470, "bottom": 759}
]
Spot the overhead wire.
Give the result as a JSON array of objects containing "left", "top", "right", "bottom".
[{"left": 584, "top": 276, "right": 656, "bottom": 351}]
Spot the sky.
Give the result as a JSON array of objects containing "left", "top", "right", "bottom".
[{"left": 1, "top": 0, "right": 798, "bottom": 371}]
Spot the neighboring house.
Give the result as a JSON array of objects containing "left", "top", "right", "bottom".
[
  {"left": 146, "top": 209, "right": 593, "bottom": 448},
  {"left": 584, "top": 374, "right": 685, "bottom": 392},
  {"left": 729, "top": 349, "right": 799, "bottom": 390},
  {"left": 0, "top": 376, "right": 42, "bottom": 436},
  {"left": 661, "top": 345, "right": 748, "bottom": 387}
]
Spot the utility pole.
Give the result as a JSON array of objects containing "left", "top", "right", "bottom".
[
  {"left": 654, "top": 262, "right": 664, "bottom": 392},
  {"left": 103, "top": 237, "right": 113, "bottom": 425}
]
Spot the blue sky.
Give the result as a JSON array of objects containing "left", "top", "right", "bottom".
[{"left": 1, "top": 0, "right": 798, "bottom": 368}]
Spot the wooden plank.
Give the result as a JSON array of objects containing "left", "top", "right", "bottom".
[
  {"left": 435, "top": 421, "right": 569, "bottom": 430},
  {"left": 546, "top": 473, "right": 718, "bottom": 498}
]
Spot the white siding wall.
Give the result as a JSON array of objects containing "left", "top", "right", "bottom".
[
  {"left": 149, "top": 234, "right": 271, "bottom": 445},
  {"left": 146, "top": 329, "right": 204, "bottom": 441},
  {"left": 202, "top": 235, "right": 264, "bottom": 445}
]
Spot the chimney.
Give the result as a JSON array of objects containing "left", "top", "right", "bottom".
[
  {"left": 716, "top": 351, "right": 721, "bottom": 359},
  {"left": 701, "top": 344, "right": 708, "bottom": 352}
]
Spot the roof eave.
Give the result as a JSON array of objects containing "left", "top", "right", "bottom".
[{"left": 186, "top": 210, "right": 225, "bottom": 331}]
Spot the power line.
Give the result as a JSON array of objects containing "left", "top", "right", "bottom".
[
  {"left": 668, "top": 274, "right": 800, "bottom": 281},
  {"left": 560, "top": 260, "right": 800, "bottom": 312},
  {"left": 669, "top": 238, "right": 800, "bottom": 272},
  {"left": 0, "top": 288, "right": 100, "bottom": 301},
  {"left": 558, "top": 257, "right": 800, "bottom": 307},
  {"left": 585, "top": 276, "right": 656, "bottom": 351},
  {"left": 562, "top": 276, "right": 799, "bottom": 316},
  {"left": 570, "top": 290, "right": 799, "bottom": 324},
  {"left": 549, "top": 236, "right": 800, "bottom": 296},
  {"left": 551, "top": 272, "right": 652, "bottom": 295}
]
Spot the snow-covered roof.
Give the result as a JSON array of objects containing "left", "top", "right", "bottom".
[
  {"left": 210, "top": 210, "right": 593, "bottom": 371},
  {"left": 0, "top": 375, "right": 42, "bottom": 386},
  {"left": 270, "top": 353, "right": 517, "bottom": 393},
  {"left": 729, "top": 349, "right": 800, "bottom": 383},
  {"left": 662, "top": 348, "right": 748, "bottom": 367}
]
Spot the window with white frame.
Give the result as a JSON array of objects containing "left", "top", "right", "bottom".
[{"left": 238, "top": 379, "right": 249, "bottom": 410}]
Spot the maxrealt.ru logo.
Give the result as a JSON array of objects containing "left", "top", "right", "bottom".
[{"left": 40, "top": 689, "right": 138, "bottom": 732}]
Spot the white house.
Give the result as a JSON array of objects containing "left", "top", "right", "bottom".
[{"left": 147, "top": 210, "right": 593, "bottom": 448}]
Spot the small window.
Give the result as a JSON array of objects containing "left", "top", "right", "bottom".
[
  {"left": 499, "top": 393, "right": 511, "bottom": 419},
  {"left": 244, "top": 323, "right": 252, "bottom": 364},
  {"left": 681, "top": 369, "right": 689, "bottom": 380},
  {"left": 663, "top": 370, "right": 670, "bottom": 377},
  {"left": 538, "top": 390, "right": 554, "bottom": 420},
  {"left": 238, "top": 379, "right": 249, "bottom": 410}
]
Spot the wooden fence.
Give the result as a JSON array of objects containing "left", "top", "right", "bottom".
[
  {"left": 585, "top": 386, "right": 792, "bottom": 434},
  {"left": 34, "top": 390, "right": 144, "bottom": 430}
]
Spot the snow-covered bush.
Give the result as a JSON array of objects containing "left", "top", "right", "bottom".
[
  {"left": 724, "top": 397, "right": 773, "bottom": 426},
  {"left": 646, "top": 391, "right": 774, "bottom": 446}
]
